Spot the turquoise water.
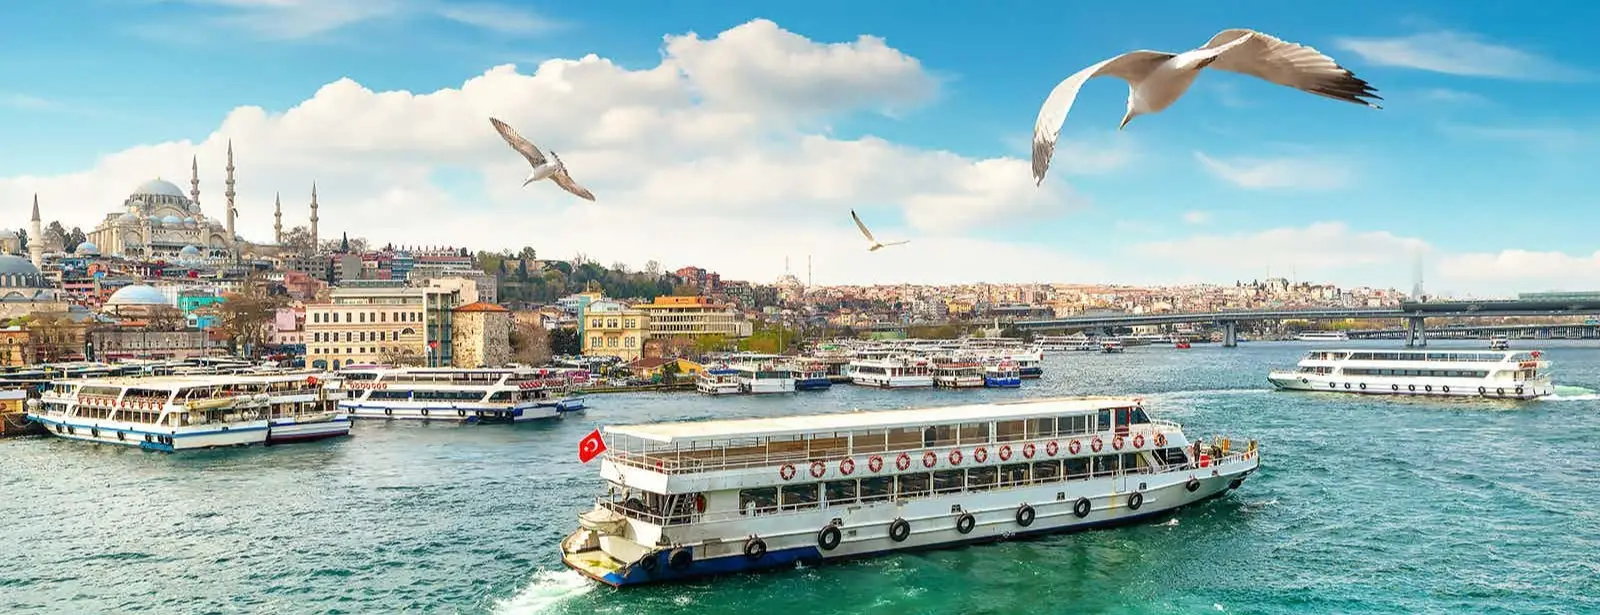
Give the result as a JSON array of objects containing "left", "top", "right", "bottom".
[{"left": 3, "top": 340, "right": 1598, "bottom": 614}]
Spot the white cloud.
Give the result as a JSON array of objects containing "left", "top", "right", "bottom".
[
  {"left": 1181, "top": 211, "right": 1210, "bottom": 225},
  {"left": 161, "top": 0, "right": 559, "bottom": 40},
  {"left": 3, "top": 19, "right": 1089, "bottom": 285},
  {"left": 1439, "top": 250, "right": 1600, "bottom": 290},
  {"left": 1136, "top": 222, "right": 1429, "bottom": 272},
  {"left": 1192, "top": 152, "right": 1353, "bottom": 190},
  {"left": 1417, "top": 88, "right": 1489, "bottom": 105},
  {"left": 1333, "top": 32, "right": 1585, "bottom": 81}
]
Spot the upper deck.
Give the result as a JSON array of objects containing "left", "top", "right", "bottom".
[
  {"left": 340, "top": 367, "right": 575, "bottom": 390},
  {"left": 1299, "top": 349, "right": 1542, "bottom": 364}
]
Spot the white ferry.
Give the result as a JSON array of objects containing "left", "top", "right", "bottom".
[
  {"left": 731, "top": 364, "right": 797, "bottom": 395},
  {"left": 338, "top": 367, "right": 577, "bottom": 423},
  {"left": 1099, "top": 339, "right": 1125, "bottom": 354},
  {"left": 560, "top": 397, "right": 1259, "bottom": 587},
  {"left": 849, "top": 357, "right": 934, "bottom": 388},
  {"left": 26, "top": 373, "right": 349, "bottom": 451},
  {"left": 932, "top": 361, "right": 984, "bottom": 389},
  {"left": 1295, "top": 331, "right": 1350, "bottom": 342},
  {"left": 1008, "top": 348, "right": 1045, "bottom": 378},
  {"left": 1267, "top": 349, "right": 1554, "bottom": 400},
  {"left": 1488, "top": 335, "right": 1510, "bottom": 350},
  {"left": 1037, "top": 336, "right": 1100, "bottom": 352},
  {"left": 696, "top": 368, "right": 742, "bottom": 396}
]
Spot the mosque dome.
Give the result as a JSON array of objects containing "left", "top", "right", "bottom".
[
  {"left": 179, "top": 245, "right": 201, "bottom": 256},
  {"left": 0, "top": 255, "right": 45, "bottom": 288},
  {"left": 183, "top": 217, "right": 197, "bottom": 227},
  {"left": 118, "top": 211, "right": 139, "bottom": 224},
  {"left": 161, "top": 215, "right": 183, "bottom": 226},
  {"left": 105, "top": 284, "right": 169, "bottom": 307},
  {"left": 132, "top": 179, "right": 186, "bottom": 199},
  {"left": 74, "top": 242, "right": 99, "bottom": 256}
]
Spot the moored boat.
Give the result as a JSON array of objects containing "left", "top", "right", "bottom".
[
  {"left": 337, "top": 367, "right": 573, "bottom": 423},
  {"left": 983, "top": 361, "right": 1021, "bottom": 388},
  {"left": 732, "top": 363, "right": 797, "bottom": 394},
  {"left": 849, "top": 356, "right": 934, "bottom": 388},
  {"left": 1266, "top": 348, "right": 1554, "bottom": 400},
  {"left": 696, "top": 368, "right": 742, "bottom": 396},
  {"left": 794, "top": 365, "right": 833, "bottom": 391},
  {"left": 932, "top": 361, "right": 985, "bottom": 389},
  {"left": 560, "top": 396, "right": 1260, "bottom": 587},
  {"left": 1099, "top": 340, "right": 1125, "bottom": 354}
]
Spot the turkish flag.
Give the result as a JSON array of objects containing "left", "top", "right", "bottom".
[{"left": 578, "top": 428, "right": 607, "bottom": 463}]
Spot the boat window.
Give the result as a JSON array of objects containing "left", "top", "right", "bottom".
[
  {"left": 859, "top": 477, "right": 893, "bottom": 503},
  {"left": 995, "top": 419, "right": 1026, "bottom": 442},
  {"left": 886, "top": 427, "right": 922, "bottom": 451},
  {"left": 1091, "top": 455, "right": 1115, "bottom": 477},
  {"left": 895, "top": 473, "right": 931, "bottom": 499},
  {"left": 1031, "top": 461, "right": 1062, "bottom": 483},
  {"left": 957, "top": 422, "right": 990, "bottom": 445},
  {"left": 966, "top": 466, "right": 998, "bottom": 491},
  {"left": 850, "top": 429, "right": 888, "bottom": 454},
  {"left": 779, "top": 484, "right": 819, "bottom": 511},
  {"left": 1121, "top": 453, "right": 1144, "bottom": 473},
  {"left": 1059, "top": 415, "right": 1090, "bottom": 436},
  {"left": 1000, "top": 463, "right": 1030, "bottom": 486},
  {"left": 922, "top": 425, "right": 956, "bottom": 448},
  {"left": 488, "top": 391, "right": 512, "bottom": 402},
  {"left": 1064, "top": 458, "right": 1090, "bottom": 479},
  {"left": 1026, "top": 417, "right": 1055, "bottom": 439},
  {"left": 1096, "top": 409, "right": 1110, "bottom": 432},
  {"left": 739, "top": 487, "right": 778, "bottom": 515},
  {"left": 932, "top": 470, "right": 965, "bottom": 494},
  {"left": 824, "top": 480, "right": 857, "bottom": 506},
  {"left": 1129, "top": 407, "right": 1151, "bottom": 424}
]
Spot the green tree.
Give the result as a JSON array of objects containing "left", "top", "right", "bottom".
[
  {"left": 549, "top": 328, "right": 581, "bottom": 356},
  {"left": 692, "top": 334, "right": 728, "bottom": 355},
  {"left": 216, "top": 274, "right": 287, "bottom": 355}
]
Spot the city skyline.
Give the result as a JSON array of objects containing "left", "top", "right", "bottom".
[{"left": 1, "top": 1, "right": 1596, "bottom": 293}]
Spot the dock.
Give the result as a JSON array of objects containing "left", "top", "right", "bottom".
[{"left": 0, "top": 389, "right": 40, "bottom": 438}]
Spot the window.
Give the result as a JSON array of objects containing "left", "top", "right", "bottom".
[
  {"left": 624, "top": 319, "right": 636, "bottom": 328},
  {"left": 932, "top": 470, "right": 965, "bottom": 494},
  {"left": 738, "top": 487, "right": 777, "bottom": 514},
  {"left": 589, "top": 336, "right": 601, "bottom": 348},
  {"left": 824, "top": 480, "right": 857, "bottom": 505},
  {"left": 996, "top": 420, "right": 1026, "bottom": 442},
  {"left": 895, "top": 473, "right": 930, "bottom": 499},
  {"left": 779, "top": 484, "right": 819, "bottom": 511},
  {"left": 958, "top": 422, "right": 990, "bottom": 445},
  {"left": 624, "top": 337, "right": 635, "bottom": 348},
  {"left": 859, "top": 477, "right": 893, "bottom": 502}
]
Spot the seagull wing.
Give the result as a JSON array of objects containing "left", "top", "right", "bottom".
[
  {"left": 489, "top": 117, "right": 548, "bottom": 165},
  {"left": 851, "top": 210, "right": 878, "bottom": 243},
  {"left": 550, "top": 169, "right": 596, "bottom": 201},
  {"left": 1033, "top": 50, "right": 1175, "bottom": 186},
  {"left": 1199, "top": 29, "right": 1382, "bottom": 108},
  {"left": 880, "top": 240, "right": 909, "bottom": 248}
]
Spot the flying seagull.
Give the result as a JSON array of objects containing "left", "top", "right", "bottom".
[
  {"left": 489, "top": 117, "right": 596, "bottom": 201},
  {"left": 851, "top": 210, "right": 909, "bottom": 252},
  {"left": 1032, "top": 28, "right": 1381, "bottom": 186}
]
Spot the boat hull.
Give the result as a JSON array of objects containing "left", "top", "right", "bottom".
[
  {"left": 562, "top": 460, "right": 1257, "bottom": 588},
  {"left": 934, "top": 376, "right": 985, "bottom": 389},
  {"left": 1267, "top": 372, "right": 1554, "bottom": 400},
  {"left": 1018, "top": 367, "right": 1043, "bottom": 378},
  {"left": 851, "top": 375, "right": 934, "bottom": 388},
  {"left": 794, "top": 378, "right": 833, "bottom": 391},
  {"left": 267, "top": 414, "right": 352, "bottom": 444},
  {"left": 741, "top": 381, "right": 796, "bottom": 394},
  {"left": 27, "top": 414, "right": 267, "bottom": 451},
  {"left": 340, "top": 401, "right": 559, "bottom": 423},
  {"left": 984, "top": 376, "right": 1022, "bottom": 388}
]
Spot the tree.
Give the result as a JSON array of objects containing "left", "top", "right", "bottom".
[
  {"left": 146, "top": 305, "right": 185, "bottom": 331},
  {"left": 611, "top": 261, "right": 630, "bottom": 275},
  {"left": 64, "top": 227, "right": 86, "bottom": 253},
  {"left": 216, "top": 274, "right": 286, "bottom": 355},
  {"left": 692, "top": 334, "right": 729, "bottom": 356},
  {"left": 380, "top": 348, "right": 425, "bottom": 367},
  {"left": 660, "top": 360, "right": 681, "bottom": 384},
  {"left": 23, "top": 312, "right": 87, "bottom": 362},
  {"left": 281, "top": 226, "right": 316, "bottom": 252},
  {"left": 672, "top": 284, "right": 698, "bottom": 297},
  {"left": 644, "top": 260, "right": 661, "bottom": 276},
  {"left": 549, "top": 327, "right": 581, "bottom": 356},
  {"left": 510, "top": 320, "right": 552, "bottom": 365}
]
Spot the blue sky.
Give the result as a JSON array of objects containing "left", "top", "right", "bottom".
[{"left": 2, "top": 0, "right": 1597, "bottom": 294}]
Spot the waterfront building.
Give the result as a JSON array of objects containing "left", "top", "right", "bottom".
[
  {"left": 636, "top": 296, "right": 751, "bottom": 341},
  {"left": 452, "top": 301, "right": 511, "bottom": 368},
  {"left": 581, "top": 300, "right": 650, "bottom": 362},
  {"left": 305, "top": 281, "right": 460, "bottom": 369}
]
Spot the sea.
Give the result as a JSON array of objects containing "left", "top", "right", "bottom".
[{"left": 3, "top": 340, "right": 1598, "bottom": 615}]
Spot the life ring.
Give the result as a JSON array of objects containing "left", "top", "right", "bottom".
[
  {"left": 956, "top": 512, "right": 976, "bottom": 534},
  {"left": 1408, "top": 384, "right": 1416, "bottom": 392},
  {"left": 817, "top": 525, "right": 842, "bottom": 550},
  {"left": 1300, "top": 378, "right": 1308, "bottom": 384},
  {"left": 810, "top": 461, "right": 826, "bottom": 479},
  {"left": 999, "top": 445, "right": 1013, "bottom": 462},
  {"left": 869, "top": 456, "right": 884, "bottom": 473},
  {"left": 1392, "top": 384, "right": 1399, "bottom": 391},
  {"left": 1515, "top": 386, "right": 1524, "bottom": 396},
  {"left": 1022, "top": 443, "right": 1036, "bottom": 459},
  {"left": 1046, "top": 441, "right": 1059, "bottom": 457},
  {"left": 1424, "top": 385, "right": 1433, "bottom": 393},
  {"left": 889, "top": 518, "right": 911, "bottom": 542},
  {"left": 780, "top": 464, "right": 796, "bottom": 480},
  {"left": 1073, "top": 497, "right": 1091, "bottom": 518},
  {"left": 743, "top": 536, "right": 767, "bottom": 559},
  {"left": 1154, "top": 433, "right": 1167, "bottom": 447},
  {"left": 1442, "top": 386, "right": 1450, "bottom": 393},
  {"left": 1186, "top": 476, "right": 1200, "bottom": 492},
  {"left": 1496, "top": 388, "right": 1505, "bottom": 396},
  {"left": 1127, "top": 492, "right": 1144, "bottom": 511},
  {"left": 1015, "top": 504, "right": 1035, "bottom": 527},
  {"left": 840, "top": 458, "right": 856, "bottom": 476},
  {"left": 1478, "top": 386, "right": 1487, "bottom": 395},
  {"left": 948, "top": 450, "right": 963, "bottom": 466},
  {"left": 1112, "top": 435, "right": 1125, "bottom": 451},
  {"left": 896, "top": 453, "right": 911, "bottom": 471},
  {"left": 1069, "top": 439, "right": 1081, "bottom": 455},
  {"left": 1133, "top": 433, "right": 1145, "bottom": 449},
  {"left": 1091, "top": 438, "right": 1103, "bottom": 452},
  {"left": 1359, "top": 383, "right": 1366, "bottom": 390},
  {"left": 668, "top": 548, "right": 693, "bottom": 571},
  {"left": 1329, "top": 383, "right": 1336, "bottom": 389},
  {"left": 457, "top": 409, "right": 466, "bottom": 417},
  {"left": 421, "top": 408, "right": 430, "bottom": 417},
  {"left": 974, "top": 447, "right": 988, "bottom": 463},
  {"left": 922, "top": 451, "right": 937, "bottom": 468},
  {"left": 1343, "top": 382, "right": 1351, "bottom": 390}
]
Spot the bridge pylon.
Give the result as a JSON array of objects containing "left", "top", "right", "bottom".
[{"left": 1405, "top": 316, "right": 1428, "bottom": 348}]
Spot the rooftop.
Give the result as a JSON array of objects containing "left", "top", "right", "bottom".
[
  {"left": 606, "top": 396, "right": 1143, "bottom": 444},
  {"left": 453, "top": 301, "right": 509, "bottom": 313},
  {"left": 60, "top": 372, "right": 329, "bottom": 389}
]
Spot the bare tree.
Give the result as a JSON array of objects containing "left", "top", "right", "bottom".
[
  {"left": 216, "top": 274, "right": 286, "bottom": 355},
  {"left": 380, "top": 347, "right": 425, "bottom": 367},
  {"left": 146, "top": 305, "right": 185, "bottom": 331},
  {"left": 510, "top": 319, "right": 552, "bottom": 365},
  {"left": 281, "top": 226, "right": 316, "bottom": 252},
  {"left": 644, "top": 260, "right": 661, "bottom": 276}
]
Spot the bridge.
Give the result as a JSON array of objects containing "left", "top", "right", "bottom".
[
  {"left": 1014, "top": 299, "right": 1600, "bottom": 347},
  {"left": 1347, "top": 323, "right": 1600, "bottom": 340}
]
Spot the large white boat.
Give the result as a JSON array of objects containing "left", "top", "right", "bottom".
[
  {"left": 560, "top": 396, "right": 1260, "bottom": 587},
  {"left": 337, "top": 367, "right": 577, "bottom": 423},
  {"left": 731, "top": 364, "right": 797, "bottom": 394},
  {"left": 1036, "top": 335, "right": 1099, "bottom": 352},
  {"left": 1099, "top": 339, "right": 1125, "bottom": 354},
  {"left": 1295, "top": 331, "right": 1350, "bottom": 342},
  {"left": 1007, "top": 348, "right": 1045, "bottom": 378},
  {"left": 849, "top": 356, "right": 934, "bottom": 388},
  {"left": 931, "top": 361, "right": 984, "bottom": 389},
  {"left": 26, "top": 373, "right": 350, "bottom": 451},
  {"left": 1267, "top": 349, "right": 1554, "bottom": 400},
  {"left": 696, "top": 368, "right": 742, "bottom": 396}
]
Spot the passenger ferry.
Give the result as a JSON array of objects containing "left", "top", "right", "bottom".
[
  {"left": 696, "top": 368, "right": 742, "bottom": 396},
  {"left": 794, "top": 365, "right": 833, "bottom": 391},
  {"left": 26, "top": 373, "right": 349, "bottom": 451},
  {"left": 732, "top": 364, "right": 797, "bottom": 395},
  {"left": 338, "top": 367, "right": 576, "bottom": 423},
  {"left": 1489, "top": 335, "right": 1510, "bottom": 350},
  {"left": 1099, "top": 339, "right": 1125, "bottom": 354},
  {"left": 1008, "top": 348, "right": 1045, "bottom": 378},
  {"left": 849, "top": 357, "right": 934, "bottom": 388},
  {"left": 1267, "top": 349, "right": 1554, "bottom": 400},
  {"left": 560, "top": 397, "right": 1260, "bottom": 587},
  {"left": 932, "top": 361, "right": 984, "bottom": 389},
  {"left": 1036, "top": 336, "right": 1099, "bottom": 352},
  {"left": 1295, "top": 331, "right": 1350, "bottom": 342},
  {"left": 984, "top": 362, "right": 1021, "bottom": 388}
]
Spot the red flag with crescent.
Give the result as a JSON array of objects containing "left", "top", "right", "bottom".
[{"left": 579, "top": 428, "right": 607, "bottom": 463}]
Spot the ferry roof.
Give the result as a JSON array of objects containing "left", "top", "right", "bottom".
[
  {"left": 55, "top": 373, "right": 329, "bottom": 389},
  {"left": 606, "top": 396, "right": 1142, "bottom": 444}
]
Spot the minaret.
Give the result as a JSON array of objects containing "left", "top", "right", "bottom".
[
  {"left": 29, "top": 195, "right": 43, "bottom": 268},
  {"left": 224, "top": 140, "right": 237, "bottom": 242},
  {"left": 273, "top": 192, "right": 283, "bottom": 244},
  {"left": 189, "top": 155, "right": 201, "bottom": 207},
  {"left": 309, "top": 181, "right": 320, "bottom": 252}
]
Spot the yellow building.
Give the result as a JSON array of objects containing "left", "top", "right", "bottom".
[
  {"left": 635, "top": 296, "right": 751, "bottom": 340},
  {"left": 580, "top": 300, "right": 649, "bottom": 362},
  {"left": 306, "top": 282, "right": 462, "bottom": 369}
]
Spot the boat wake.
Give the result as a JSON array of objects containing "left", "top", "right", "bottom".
[
  {"left": 1150, "top": 388, "right": 1273, "bottom": 398},
  {"left": 493, "top": 569, "right": 593, "bottom": 615},
  {"left": 1545, "top": 385, "right": 1599, "bottom": 402}
]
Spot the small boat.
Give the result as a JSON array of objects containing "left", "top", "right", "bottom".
[
  {"left": 1295, "top": 331, "right": 1350, "bottom": 342},
  {"left": 794, "top": 365, "right": 833, "bottom": 391},
  {"left": 696, "top": 368, "right": 742, "bottom": 396},
  {"left": 1174, "top": 339, "right": 1192, "bottom": 350},
  {"left": 933, "top": 361, "right": 985, "bottom": 389},
  {"left": 1099, "top": 340, "right": 1125, "bottom": 354},
  {"left": 731, "top": 363, "right": 797, "bottom": 394},
  {"left": 983, "top": 362, "right": 1021, "bottom": 388}
]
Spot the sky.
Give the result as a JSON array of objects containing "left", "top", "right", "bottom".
[{"left": 1, "top": 0, "right": 1598, "bottom": 297}]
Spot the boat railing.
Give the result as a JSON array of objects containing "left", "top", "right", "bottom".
[{"left": 606, "top": 423, "right": 1189, "bottom": 476}]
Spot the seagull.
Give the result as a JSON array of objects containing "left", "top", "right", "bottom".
[
  {"left": 1032, "top": 28, "right": 1382, "bottom": 186},
  {"left": 851, "top": 210, "right": 908, "bottom": 252},
  {"left": 489, "top": 117, "right": 596, "bottom": 201}
]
